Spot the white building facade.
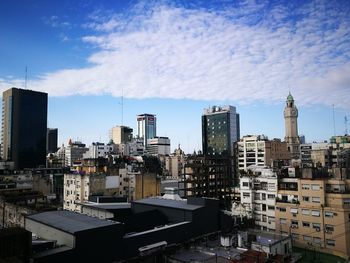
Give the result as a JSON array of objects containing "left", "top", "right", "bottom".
[{"left": 240, "top": 166, "right": 278, "bottom": 231}]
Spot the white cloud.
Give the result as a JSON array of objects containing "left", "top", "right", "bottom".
[{"left": 3, "top": 1, "right": 350, "bottom": 109}]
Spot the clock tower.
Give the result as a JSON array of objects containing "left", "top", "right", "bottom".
[{"left": 284, "top": 92, "right": 300, "bottom": 159}]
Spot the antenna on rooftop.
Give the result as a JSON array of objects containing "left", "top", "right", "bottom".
[
  {"left": 345, "top": 115, "right": 348, "bottom": 135},
  {"left": 119, "top": 86, "right": 124, "bottom": 126},
  {"left": 24, "top": 66, "right": 28, "bottom": 89},
  {"left": 332, "top": 104, "right": 336, "bottom": 136}
]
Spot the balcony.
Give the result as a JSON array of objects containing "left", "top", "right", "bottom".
[{"left": 276, "top": 197, "right": 299, "bottom": 204}]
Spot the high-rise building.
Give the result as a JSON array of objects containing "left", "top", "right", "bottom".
[
  {"left": 1, "top": 88, "right": 47, "bottom": 169},
  {"left": 47, "top": 128, "right": 58, "bottom": 154},
  {"left": 137, "top": 114, "right": 156, "bottom": 147},
  {"left": 284, "top": 92, "right": 300, "bottom": 159},
  {"left": 109, "top": 126, "right": 133, "bottom": 144},
  {"left": 236, "top": 135, "right": 290, "bottom": 171},
  {"left": 202, "top": 105, "right": 240, "bottom": 156}
]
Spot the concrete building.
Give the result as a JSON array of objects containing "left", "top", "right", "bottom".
[
  {"left": 165, "top": 145, "right": 185, "bottom": 178},
  {"left": 64, "top": 140, "right": 88, "bottom": 167},
  {"left": 83, "top": 142, "right": 115, "bottom": 159},
  {"left": 147, "top": 136, "right": 171, "bottom": 155},
  {"left": 109, "top": 126, "right": 133, "bottom": 144},
  {"left": 202, "top": 105, "right": 240, "bottom": 156},
  {"left": 137, "top": 113, "right": 156, "bottom": 147},
  {"left": 1, "top": 88, "right": 48, "bottom": 169},
  {"left": 284, "top": 92, "right": 300, "bottom": 160},
  {"left": 236, "top": 135, "right": 290, "bottom": 171},
  {"left": 275, "top": 176, "right": 350, "bottom": 259},
  {"left": 25, "top": 210, "right": 123, "bottom": 263},
  {"left": 46, "top": 128, "right": 58, "bottom": 154},
  {"left": 239, "top": 166, "right": 278, "bottom": 231},
  {"left": 25, "top": 196, "right": 222, "bottom": 262},
  {"left": 63, "top": 173, "right": 120, "bottom": 212}
]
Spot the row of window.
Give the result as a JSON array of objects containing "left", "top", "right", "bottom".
[
  {"left": 278, "top": 207, "right": 336, "bottom": 217},
  {"left": 293, "top": 235, "right": 335, "bottom": 247},
  {"left": 302, "top": 184, "right": 320, "bottom": 190},
  {"left": 280, "top": 218, "right": 334, "bottom": 232}
]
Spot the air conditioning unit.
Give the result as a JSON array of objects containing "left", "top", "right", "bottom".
[{"left": 315, "top": 227, "right": 321, "bottom": 232}]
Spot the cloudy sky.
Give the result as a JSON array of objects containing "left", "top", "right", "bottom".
[{"left": 0, "top": 0, "right": 349, "bottom": 152}]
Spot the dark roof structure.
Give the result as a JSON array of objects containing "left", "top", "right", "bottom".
[
  {"left": 133, "top": 198, "right": 202, "bottom": 211},
  {"left": 26, "top": 210, "right": 119, "bottom": 234}
]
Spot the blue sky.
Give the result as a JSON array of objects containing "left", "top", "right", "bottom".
[{"left": 1, "top": 0, "right": 349, "bottom": 153}]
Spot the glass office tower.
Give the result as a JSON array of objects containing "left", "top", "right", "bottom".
[
  {"left": 202, "top": 105, "right": 240, "bottom": 156},
  {"left": 1, "top": 88, "right": 48, "bottom": 169}
]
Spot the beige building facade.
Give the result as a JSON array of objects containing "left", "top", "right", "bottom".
[{"left": 275, "top": 177, "right": 350, "bottom": 259}]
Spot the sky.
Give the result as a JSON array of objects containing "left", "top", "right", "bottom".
[{"left": 0, "top": 0, "right": 349, "bottom": 153}]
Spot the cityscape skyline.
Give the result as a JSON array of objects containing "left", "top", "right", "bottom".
[{"left": 0, "top": 0, "right": 349, "bottom": 153}]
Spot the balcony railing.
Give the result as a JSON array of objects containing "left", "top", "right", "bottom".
[{"left": 275, "top": 197, "right": 300, "bottom": 204}]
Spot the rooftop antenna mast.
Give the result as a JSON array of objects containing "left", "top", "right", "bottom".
[
  {"left": 122, "top": 86, "right": 124, "bottom": 126},
  {"left": 24, "top": 66, "right": 28, "bottom": 89},
  {"left": 332, "top": 104, "right": 336, "bottom": 136}
]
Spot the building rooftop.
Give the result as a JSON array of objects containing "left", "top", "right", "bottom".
[
  {"left": 26, "top": 210, "right": 119, "bottom": 234},
  {"left": 80, "top": 202, "right": 131, "bottom": 210},
  {"left": 133, "top": 197, "right": 202, "bottom": 211}
]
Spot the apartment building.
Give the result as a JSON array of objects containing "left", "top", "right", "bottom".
[
  {"left": 236, "top": 135, "right": 290, "bottom": 171},
  {"left": 240, "top": 166, "right": 278, "bottom": 231},
  {"left": 275, "top": 176, "right": 350, "bottom": 259},
  {"left": 64, "top": 165, "right": 160, "bottom": 212}
]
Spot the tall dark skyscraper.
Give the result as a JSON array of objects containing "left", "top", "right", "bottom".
[
  {"left": 1, "top": 88, "right": 48, "bottom": 169},
  {"left": 47, "top": 128, "right": 58, "bottom": 154},
  {"left": 202, "top": 105, "right": 240, "bottom": 156}
]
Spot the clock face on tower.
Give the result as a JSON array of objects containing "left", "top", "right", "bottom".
[{"left": 291, "top": 109, "right": 297, "bottom": 116}]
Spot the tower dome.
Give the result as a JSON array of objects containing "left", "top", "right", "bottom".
[{"left": 287, "top": 92, "right": 294, "bottom": 101}]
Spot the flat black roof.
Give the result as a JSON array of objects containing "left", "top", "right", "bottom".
[
  {"left": 133, "top": 198, "right": 202, "bottom": 211},
  {"left": 26, "top": 210, "right": 119, "bottom": 234}
]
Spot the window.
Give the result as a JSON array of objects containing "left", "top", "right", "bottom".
[
  {"left": 262, "top": 193, "right": 266, "bottom": 200},
  {"left": 280, "top": 218, "right": 287, "bottom": 224},
  {"left": 303, "top": 235, "right": 312, "bottom": 242},
  {"left": 302, "top": 184, "right": 310, "bottom": 190},
  {"left": 313, "top": 237, "right": 321, "bottom": 244},
  {"left": 343, "top": 199, "right": 350, "bottom": 205},
  {"left": 325, "top": 224, "right": 334, "bottom": 232},
  {"left": 311, "top": 210, "right": 320, "bottom": 217},
  {"left": 290, "top": 208, "right": 298, "bottom": 214},
  {"left": 268, "top": 194, "right": 275, "bottom": 199},
  {"left": 302, "top": 196, "right": 310, "bottom": 202},
  {"left": 243, "top": 192, "right": 250, "bottom": 198},
  {"left": 268, "top": 183, "right": 276, "bottom": 190},
  {"left": 302, "top": 222, "right": 310, "bottom": 227},
  {"left": 302, "top": 209, "right": 310, "bottom": 215},
  {"left": 326, "top": 239, "right": 335, "bottom": 247},
  {"left": 311, "top": 184, "right": 320, "bottom": 190},
  {"left": 255, "top": 193, "right": 260, "bottom": 200},
  {"left": 242, "top": 182, "right": 249, "bottom": 187},
  {"left": 325, "top": 211, "right": 334, "bottom": 218},
  {"left": 312, "top": 197, "right": 320, "bottom": 203},
  {"left": 291, "top": 220, "right": 298, "bottom": 227},
  {"left": 262, "top": 204, "right": 266, "bottom": 211},
  {"left": 279, "top": 207, "right": 286, "bottom": 212},
  {"left": 313, "top": 223, "right": 321, "bottom": 231},
  {"left": 268, "top": 206, "right": 275, "bottom": 210}
]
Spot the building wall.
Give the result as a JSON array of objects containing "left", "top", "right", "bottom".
[
  {"left": 240, "top": 169, "right": 277, "bottom": 231},
  {"left": 275, "top": 178, "right": 350, "bottom": 259},
  {"left": 25, "top": 218, "right": 75, "bottom": 247}
]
